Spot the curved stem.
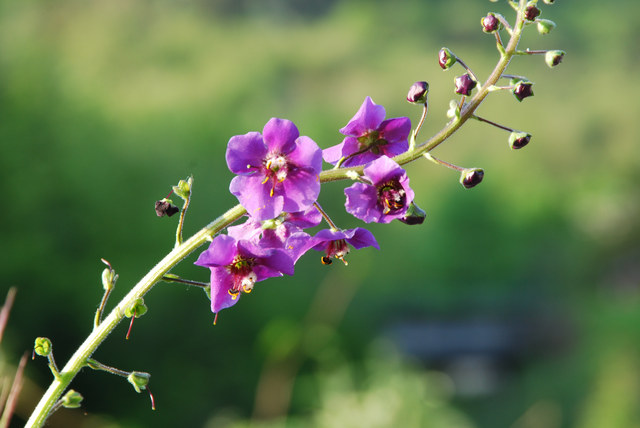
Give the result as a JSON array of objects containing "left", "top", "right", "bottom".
[
  {"left": 25, "top": 204, "right": 246, "bottom": 428},
  {"left": 27, "top": 6, "right": 528, "bottom": 427}
]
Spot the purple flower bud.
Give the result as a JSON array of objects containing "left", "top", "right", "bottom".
[
  {"left": 460, "top": 168, "right": 484, "bottom": 189},
  {"left": 398, "top": 201, "right": 427, "bottom": 225},
  {"left": 407, "top": 81, "right": 429, "bottom": 104},
  {"left": 524, "top": 4, "right": 541, "bottom": 21},
  {"left": 509, "top": 131, "right": 531, "bottom": 149},
  {"left": 155, "top": 199, "right": 179, "bottom": 217},
  {"left": 455, "top": 73, "right": 477, "bottom": 96},
  {"left": 438, "top": 47, "right": 456, "bottom": 70},
  {"left": 481, "top": 13, "right": 501, "bottom": 33},
  {"left": 545, "top": 50, "right": 565, "bottom": 68},
  {"left": 513, "top": 81, "right": 534, "bottom": 102}
]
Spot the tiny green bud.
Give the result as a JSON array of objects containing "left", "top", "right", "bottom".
[
  {"left": 536, "top": 19, "right": 556, "bottom": 35},
  {"left": 407, "top": 81, "right": 429, "bottom": 104},
  {"left": 460, "top": 168, "right": 485, "bottom": 189},
  {"left": 172, "top": 176, "right": 193, "bottom": 201},
  {"left": 155, "top": 199, "right": 179, "bottom": 217},
  {"left": 128, "top": 371, "right": 151, "bottom": 393},
  {"left": 509, "top": 131, "right": 532, "bottom": 149},
  {"left": 545, "top": 50, "right": 565, "bottom": 67},
  {"left": 61, "top": 389, "right": 83, "bottom": 409},
  {"left": 101, "top": 265, "right": 118, "bottom": 291},
  {"left": 125, "top": 298, "right": 148, "bottom": 318},
  {"left": 446, "top": 100, "right": 461, "bottom": 120},
  {"left": 34, "top": 337, "right": 52, "bottom": 357},
  {"left": 398, "top": 202, "right": 427, "bottom": 225},
  {"left": 438, "top": 47, "right": 456, "bottom": 70}
]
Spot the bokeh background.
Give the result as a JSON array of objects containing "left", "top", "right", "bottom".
[{"left": 2, "top": 0, "right": 639, "bottom": 427}]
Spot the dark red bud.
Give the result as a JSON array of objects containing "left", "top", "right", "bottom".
[
  {"left": 455, "top": 74, "right": 477, "bottom": 96},
  {"left": 438, "top": 47, "right": 456, "bottom": 70},
  {"left": 407, "top": 81, "right": 429, "bottom": 104},
  {"left": 460, "top": 168, "right": 485, "bottom": 189},
  {"left": 513, "top": 81, "right": 534, "bottom": 102},
  {"left": 481, "top": 13, "right": 500, "bottom": 33},
  {"left": 524, "top": 5, "right": 541, "bottom": 21}
]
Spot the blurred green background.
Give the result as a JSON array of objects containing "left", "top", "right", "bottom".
[{"left": 1, "top": 0, "right": 639, "bottom": 427}]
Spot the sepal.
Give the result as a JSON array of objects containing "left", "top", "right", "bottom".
[{"left": 60, "top": 389, "right": 83, "bottom": 409}]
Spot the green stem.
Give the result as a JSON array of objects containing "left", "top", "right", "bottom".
[
  {"left": 27, "top": 6, "right": 528, "bottom": 427},
  {"left": 25, "top": 203, "right": 246, "bottom": 428}
]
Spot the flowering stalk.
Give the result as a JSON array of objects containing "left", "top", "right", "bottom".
[{"left": 25, "top": 1, "right": 550, "bottom": 426}]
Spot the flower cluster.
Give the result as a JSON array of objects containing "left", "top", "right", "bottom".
[{"left": 197, "top": 107, "right": 416, "bottom": 319}]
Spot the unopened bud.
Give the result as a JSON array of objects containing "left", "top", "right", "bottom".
[
  {"left": 513, "top": 81, "right": 534, "bottom": 102},
  {"left": 460, "top": 168, "right": 485, "bottom": 189},
  {"left": 128, "top": 371, "right": 151, "bottom": 393},
  {"left": 61, "top": 389, "right": 83, "bottom": 409},
  {"left": 155, "top": 199, "right": 179, "bottom": 217},
  {"left": 542, "top": 0, "right": 555, "bottom": 4},
  {"left": 34, "top": 337, "right": 52, "bottom": 357},
  {"left": 545, "top": 50, "right": 565, "bottom": 68},
  {"left": 101, "top": 262, "right": 118, "bottom": 291},
  {"left": 537, "top": 19, "right": 556, "bottom": 35},
  {"left": 509, "top": 131, "right": 532, "bottom": 149},
  {"left": 446, "top": 100, "right": 461, "bottom": 120},
  {"left": 524, "top": 3, "right": 541, "bottom": 21},
  {"left": 481, "top": 13, "right": 501, "bottom": 33},
  {"left": 407, "top": 81, "right": 429, "bottom": 104},
  {"left": 455, "top": 73, "right": 477, "bottom": 96},
  {"left": 399, "top": 202, "right": 427, "bottom": 225},
  {"left": 438, "top": 47, "right": 456, "bottom": 70},
  {"left": 172, "top": 176, "right": 193, "bottom": 201}
]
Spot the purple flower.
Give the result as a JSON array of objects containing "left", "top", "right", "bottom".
[
  {"left": 228, "top": 207, "right": 322, "bottom": 260},
  {"left": 226, "top": 118, "right": 323, "bottom": 221},
  {"left": 344, "top": 156, "right": 415, "bottom": 223},
  {"left": 323, "top": 97, "right": 411, "bottom": 168},
  {"left": 194, "top": 234, "right": 294, "bottom": 316},
  {"left": 306, "top": 227, "right": 379, "bottom": 265}
]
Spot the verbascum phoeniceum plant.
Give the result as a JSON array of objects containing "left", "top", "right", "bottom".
[{"left": 24, "top": 0, "right": 564, "bottom": 426}]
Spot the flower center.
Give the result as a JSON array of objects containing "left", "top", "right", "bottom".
[
  {"left": 227, "top": 256, "right": 257, "bottom": 298},
  {"left": 378, "top": 181, "right": 406, "bottom": 214},
  {"left": 357, "top": 131, "right": 388, "bottom": 155},
  {"left": 321, "top": 239, "right": 350, "bottom": 265},
  {"left": 262, "top": 153, "right": 289, "bottom": 196}
]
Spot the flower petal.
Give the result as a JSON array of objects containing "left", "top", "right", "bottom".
[
  {"left": 209, "top": 267, "right": 240, "bottom": 313},
  {"left": 344, "top": 182, "right": 381, "bottom": 223},
  {"left": 280, "top": 168, "right": 320, "bottom": 213},
  {"left": 226, "top": 132, "right": 267, "bottom": 175},
  {"left": 230, "top": 175, "right": 284, "bottom": 221},
  {"left": 194, "top": 234, "right": 237, "bottom": 267},
  {"left": 263, "top": 118, "right": 299, "bottom": 154},
  {"left": 362, "top": 156, "right": 405, "bottom": 186},
  {"left": 346, "top": 227, "right": 380, "bottom": 250},
  {"left": 287, "top": 136, "right": 322, "bottom": 174},
  {"left": 340, "top": 97, "right": 385, "bottom": 137}
]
